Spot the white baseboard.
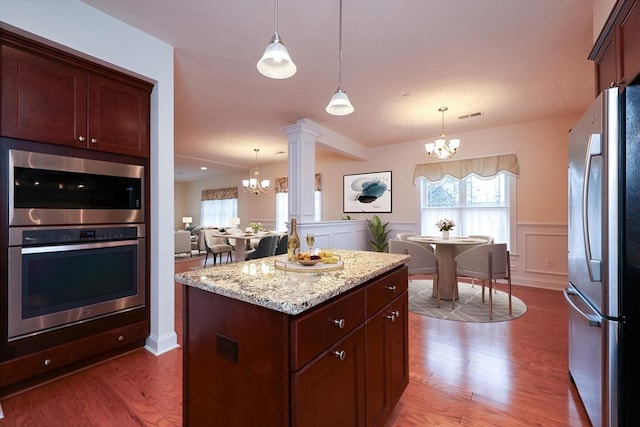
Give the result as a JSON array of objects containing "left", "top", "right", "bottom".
[{"left": 144, "top": 332, "right": 180, "bottom": 356}]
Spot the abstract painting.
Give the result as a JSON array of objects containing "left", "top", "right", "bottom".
[{"left": 343, "top": 171, "right": 392, "bottom": 213}]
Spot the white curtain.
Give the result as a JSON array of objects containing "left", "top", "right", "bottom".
[{"left": 200, "top": 199, "right": 237, "bottom": 227}]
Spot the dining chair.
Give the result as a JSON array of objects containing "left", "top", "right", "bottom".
[
  {"left": 274, "top": 234, "right": 288, "bottom": 255},
  {"left": 466, "top": 235, "right": 494, "bottom": 290},
  {"left": 397, "top": 232, "right": 434, "bottom": 253},
  {"left": 389, "top": 239, "right": 441, "bottom": 306},
  {"left": 453, "top": 243, "right": 512, "bottom": 319},
  {"left": 203, "top": 230, "right": 234, "bottom": 266},
  {"left": 245, "top": 235, "right": 278, "bottom": 260}
]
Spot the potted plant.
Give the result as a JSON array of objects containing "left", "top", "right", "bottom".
[{"left": 367, "top": 214, "right": 391, "bottom": 252}]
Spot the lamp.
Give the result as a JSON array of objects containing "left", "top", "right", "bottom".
[
  {"left": 257, "top": 0, "right": 297, "bottom": 79},
  {"left": 425, "top": 107, "right": 460, "bottom": 159},
  {"left": 242, "top": 149, "right": 271, "bottom": 194},
  {"left": 326, "top": 0, "right": 354, "bottom": 116},
  {"left": 182, "top": 217, "right": 193, "bottom": 229}
]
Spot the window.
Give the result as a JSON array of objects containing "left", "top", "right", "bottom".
[
  {"left": 418, "top": 172, "right": 514, "bottom": 246},
  {"left": 275, "top": 192, "right": 322, "bottom": 231},
  {"left": 200, "top": 187, "right": 238, "bottom": 227},
  {"left": 274, "top": 175, "right": 322, "bottom": 232}
]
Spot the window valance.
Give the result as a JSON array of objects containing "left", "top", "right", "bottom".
[
  {"left": 274, "top": 174, "right": 322, "bottom": 193},
  {"left": 413, "top": 154, "right": 520, "bottom": 183},
  {"left": 201, "top": 187, "right": 238, "bottom": 201}
]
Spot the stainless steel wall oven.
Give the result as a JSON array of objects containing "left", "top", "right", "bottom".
[{"left": 7, "top": 224, "right": 145, "bottom": 341}]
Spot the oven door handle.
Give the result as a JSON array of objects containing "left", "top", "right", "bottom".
[{"left": 21, "top": 239, "right": 140, "bottom": 254}]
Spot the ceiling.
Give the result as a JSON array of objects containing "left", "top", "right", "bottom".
[{"left": 82, "top": 0, "right": 596, "bottom": 181}]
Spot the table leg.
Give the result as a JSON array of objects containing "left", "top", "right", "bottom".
[{"left": 432, "top": 245, "right": 459, "bottom": 301}]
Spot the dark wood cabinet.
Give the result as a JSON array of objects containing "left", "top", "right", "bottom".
[
  {"left": 1, "top": 33, "right": 152, "bottom": 158},
  {"left": 292, "top": 326, "right": 366, "bottom": 427},
  {"left": 183, "top": 265, "right": 409, "bottom": 427},
  {"left": 364, "top": 269, "right": 409, "bottom": 427},
  {"left": 591, "top": 0, "right": 640, "bottom": 94}
]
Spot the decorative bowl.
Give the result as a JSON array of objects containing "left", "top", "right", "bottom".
[{"left": 297, "top": 258, "right": 321, "bottom": 266}]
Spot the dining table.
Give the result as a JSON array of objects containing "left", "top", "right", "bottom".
[
  {"left": 223, "top": 231, "right": 286, "bottom": 261},
  {"left": 407, "top": 235, "right": 488, "bottom": 300}
]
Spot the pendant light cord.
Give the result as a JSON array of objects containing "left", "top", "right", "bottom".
[
  {"left": 338, "top": 0, "right": 344, "bottom": 89},
  {"left": 274, "top": 0, "right": 279, "bottom": 35}
]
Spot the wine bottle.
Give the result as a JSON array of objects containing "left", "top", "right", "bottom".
[{"left": 287, "top": 218, "right": 300, "bottom": 261}]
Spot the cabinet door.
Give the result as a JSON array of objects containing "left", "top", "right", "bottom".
[
  {"left": 293, "top": 326, "right": 366, "bottom": 427},
  {"left": 1, "top": 45, "right": 87, "bottom": 147},
  {"left": 620, "top": 0, "right": 640, "bottom": 85},
  {"left": 388, "top": 293, "right": 409, "bottom": 406},
  {"left": 365, "top": 310, "right": 390, "bottom": 427},
  {"left": 87, "top": 74, "right": 150, "bottom": 157},
  {"left": 594, "top": 35, "right": 618, "bottom": 95}
]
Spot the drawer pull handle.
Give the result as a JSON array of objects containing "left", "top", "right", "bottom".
[
  {"left": 44, "top": 359, "right": 52, "bottom": 366},
  {"left": 78, "top": 136, "right": 86, "bottom": 142},
  {"left": 332, "top": 318, "right": 345, "bottom": 329},
  {"left": 118, "top": 335, "right": 125, "bottom": 342},
  {"left": 385, "top": 311, "right": 400, "bottom": 322},
  {"left": 91, "top": 138, "right": 98, "bottom": 144},
  {"left": 385, "top": 285, "right": 397, "bottom": 292},
  {"left": 333, "top": 350, "right": 346, "bottom": 361}
]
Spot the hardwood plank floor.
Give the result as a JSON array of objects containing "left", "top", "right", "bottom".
[{"left": 0, "top": 256, "right": 590, "bottom": 426}]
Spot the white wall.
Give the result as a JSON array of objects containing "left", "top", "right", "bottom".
[{"left": 2, "top": 0, "right": 178, "bottom": 355}]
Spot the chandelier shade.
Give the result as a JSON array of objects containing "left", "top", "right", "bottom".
[
  {"left": 243, "top": 148, "right": 270, "bottom": 195},
  {"left": 425, "top": 107, "right": 460, "bottom": 159},
  {"left": 257, "top": 0, "right": 297, "bottom": 79}
]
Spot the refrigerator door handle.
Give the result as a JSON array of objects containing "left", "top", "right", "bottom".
[
  {"left": 582, "top": 133, "right": 602, "bottom": 282},
  {"left": 564, "top": 286, "right": 602, "bottom": 327}
]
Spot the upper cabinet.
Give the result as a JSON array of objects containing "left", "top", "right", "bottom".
[
  {"left": 1, "top": 30, "right": 152, "bottom": 158},
  {"left": 590, "top": 0, "right": 640, "bottom": 94}
]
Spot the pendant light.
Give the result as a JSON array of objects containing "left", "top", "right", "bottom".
[
  {"left": 257, "top": 0, "right": 297, "bottom": 79},
  {"left": 425, "top": 107, "right": 460, "bottom": 159},
  {"left": 326, "top": 0, "right": 354, "bottom": 116}
]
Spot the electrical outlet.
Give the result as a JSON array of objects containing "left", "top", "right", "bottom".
[{"left": 216, "top": 333, "right": 238, "bottom": 363}]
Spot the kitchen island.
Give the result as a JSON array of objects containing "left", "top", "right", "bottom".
[{"left": 175, "top": 250, "right": 410, "bottom": 427}]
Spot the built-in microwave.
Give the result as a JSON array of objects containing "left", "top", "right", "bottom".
[{"left": 8, "top": 149, "right": 144, "bottom": 226}]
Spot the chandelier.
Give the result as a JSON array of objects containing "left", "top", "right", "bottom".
[
  {"left": 242, "top": 148, "right": 271, "bottom": 194},
  {"left": 425, "top": 107, "right": 460, "bottom": 159}
]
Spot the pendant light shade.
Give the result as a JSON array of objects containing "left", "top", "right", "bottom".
[
  {"left": 326, "top": 89, "right": 354, "bottom": 116},
  {"left": 257, "top": 0, "right": 296, "bottom": 79},
  {"left": 326, "top": 0, "right": 354, "bottom": 116}
]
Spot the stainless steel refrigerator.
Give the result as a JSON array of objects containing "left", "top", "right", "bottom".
[{"left": 566, "top": 84, "right": 640, "bottom": 427}]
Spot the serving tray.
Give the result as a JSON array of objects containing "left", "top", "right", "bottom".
[{"left": 273, "top": 256, "right": 344, "bottom": 273}]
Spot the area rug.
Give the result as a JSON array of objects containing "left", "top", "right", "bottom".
[{"left": 408, "top": 280, "right": 527, "bottom": 323}]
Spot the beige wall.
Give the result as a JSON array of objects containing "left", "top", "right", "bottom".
[{"left": 177, "top": 114, "right": 577, "bottom": 229}]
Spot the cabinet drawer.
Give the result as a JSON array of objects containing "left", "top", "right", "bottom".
[
  {"left": 365, "top": 266, "right": 408, "bottom": 317},
  {"left": 0, "top": 320, "right": 148, "bottom": 389},
  {"left": 291, "top": 288, "right": 364, "bottom": 371}
]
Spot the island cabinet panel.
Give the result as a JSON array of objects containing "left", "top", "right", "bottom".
[
  {"left": 292, "top": 326, "right": 366, "bottom": 427},
  {"left": 183, "top": 287, "right": 290, "bottom": 427},
  {"left": 1, "top": 31, "right": 152, "bottom": 158},
  {"left": 182, "top": 263, "right": 409, "bottom": 427}
]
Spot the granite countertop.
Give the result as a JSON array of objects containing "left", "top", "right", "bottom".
[{"left": 175, "top": 250, "right": 409, "bottom": 315}]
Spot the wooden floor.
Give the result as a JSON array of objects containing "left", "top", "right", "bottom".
[{"left": 0, "top": 255, "right": 591, "bottom": 426}]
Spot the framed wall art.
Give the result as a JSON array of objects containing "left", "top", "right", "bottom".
[{"left": 343, "top": 171, "right": 392, "bottom": 213}]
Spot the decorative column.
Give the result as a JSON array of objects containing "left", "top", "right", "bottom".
[{"left": 282, "top": 122, "right": 320, "bottom": 225}]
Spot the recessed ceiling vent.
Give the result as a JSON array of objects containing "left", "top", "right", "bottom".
[{"left": 458, "top": 111, "right": 484, "bottom": 120}]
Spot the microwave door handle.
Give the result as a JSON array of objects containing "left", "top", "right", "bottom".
[
  {"left": 582, "top": 133, "right": 602, "bottom": 282},
  {"left": 563, "top": 287, "right": 602, "bottom": 327}
]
